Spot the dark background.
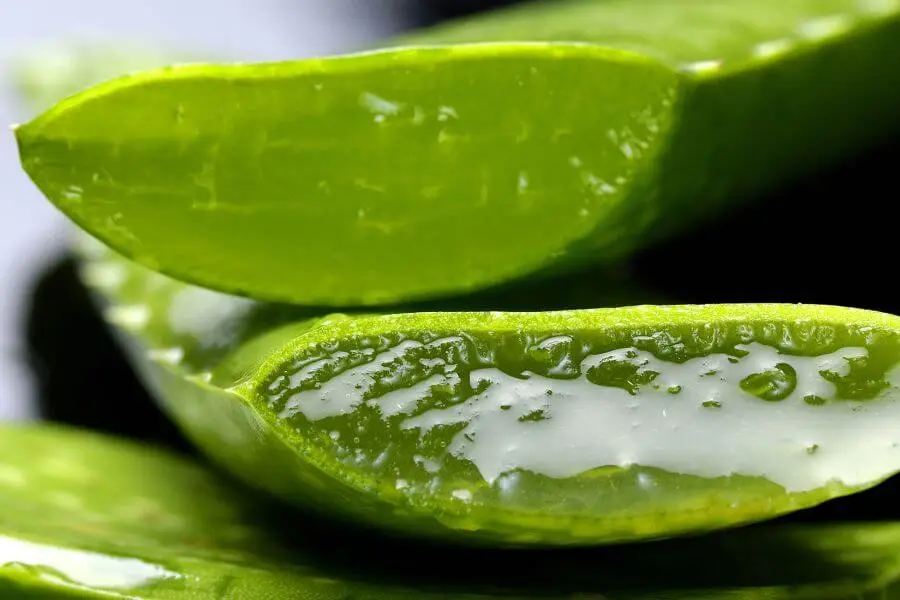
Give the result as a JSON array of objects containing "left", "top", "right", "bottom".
[{"left": 1, "top": 0, "right": 897, "bottom": 523}]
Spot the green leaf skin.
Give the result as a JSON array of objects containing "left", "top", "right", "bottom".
[
  {"left": 7, "top": 426, "right": 900, "bottom": 600},
  {"left": 15, "top": 0, "right": 900, "bottom": 305},
  {"left": 0, "top": 424, "right": 355, "bottom": 599},
  {"left": 74, "top": 236, "right": 900, "bottom": 546}
]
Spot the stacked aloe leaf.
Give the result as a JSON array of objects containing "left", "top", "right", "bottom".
[{"left": 5, "top": 0, "right": 900, "bottom": 597}]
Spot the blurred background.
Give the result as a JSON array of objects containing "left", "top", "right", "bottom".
[{"left": 0, "top": 0, "right": 898, "bottom": 521}]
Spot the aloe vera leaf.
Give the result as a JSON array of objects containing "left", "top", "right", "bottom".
[
  {"left": 7, "top": 40, "right": 661, "bottom": 312},
  {"left": 15, "top": 1, "right": 900, "bottom": 305},
  {"left": 0, "top": 423, "right": 348, "bottom": 599},
  {"left": 72, "top": 236, "right": 900, "bottom": 546},
  {"left": 8, "top": 426, "right": 900, "bottom": 600}
]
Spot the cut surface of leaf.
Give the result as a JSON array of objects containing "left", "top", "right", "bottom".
[
  {"left": 76, "top": 236, "right": 900, "bottom": 545},
  {"left": 16, "top": 0, "right": 900, "bottom": 304}
]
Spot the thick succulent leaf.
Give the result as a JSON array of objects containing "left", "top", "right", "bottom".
[
  {"left": 0, "top": 424, "right": 341, "bottom": 598},
  {"left": 72, "top": 235, "right": 900, "bottom": 545},
  {"left": 397, "top": 0, "right": 900, "bottom": 65},
  {"left": 5, "top": 424, "right": 900, "bottom": 598},
  {"left": 15, "top": 0, "right": 900, "bottom": 304}
]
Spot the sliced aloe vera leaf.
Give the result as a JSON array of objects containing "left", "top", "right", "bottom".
[
  {"left": 11, "top": 42, "right": 662, "bottom": 314},
  {"left": 7, "top": 427, "right": 900, "bottom": 600},
  {"left": 15, "top": 44, "right": 676, "bottom": 305},
  {"left": 16, "top": 0, "right": 900, "bottom": 305},
  {"left": 75, "top": 236, "right": 900, "bottom": 546}
]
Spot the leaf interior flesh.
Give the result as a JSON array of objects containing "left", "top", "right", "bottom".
[{"left": 76, "top": 236, "right": 900, "bottom": 545}]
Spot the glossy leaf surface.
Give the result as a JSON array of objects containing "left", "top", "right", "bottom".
[
  {"left": 6, "top": 425, "right": 900, "bottom": 598},
  {"left": 16, "top": 0, "right": 900, "bottom": 304},
  {"left": 74, "top": 235, "right": 900, "bottom": 545},
  {"left": 0, "top": 424, "right": 339, "bottom": 598}
]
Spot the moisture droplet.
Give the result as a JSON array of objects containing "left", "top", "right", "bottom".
[
  {"left": 359, "top": 92, "right": 401, "bottom": 117},
  {"left": 527, "top": 336, "right": 577, "bottom": 377},
  {"left": 437, "top": 105, "right": 458, "bottom": 121},
  {"left": 105, "top": 305, "right": 150, "bottom": 331},
  {"left": 451, "top": 489, "right": 473, "bottom": 502},
  {"left": 740, "top": 363, "right": 797, "bottom": 402},
  {"left": 804, "top": 394, "right": 827, "bottom": 406},
  {"left": 409, "top": 452, "right": 442, "bottom": 474},
  {"left": 797, "top": 14, "right": 852, "bottom": 41},
  {"left": 517, "top": 171, "right": 529, "bottom": 194},
  {"left": 681, "top": 59, "right": 723, "bottom": 74},
  {"left": 636, "top": 472, "right": 656, "bottom": 488},
  {"left": 753, "top": 38, "right": 793, "bottom": 59},
  {"left": 61, "top": 185, "right": 83, "bottom": 203},
  {"left": 585, "top": 351, "right": 658, "bottom": 395},
  {"left": 147, "top": 347, "right": 184, "bottom": 366},
  {"left": 518, "top": 409, "right": 548, "bottom": 423}
]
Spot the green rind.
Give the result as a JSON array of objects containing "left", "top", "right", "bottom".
[
  {"left": 15, "top": 43, "right": 678, "bottom": 305},
  {"left": 10, "top": 32, "right": 900, "bottom": 600},
  {"left": 6, "top": 423, "right": 900, "bottom": 599},
  {"left": 396, "top": 0, "right": 899, "bottom": 68},
  {"left": 75, "top": 236, "right": 900, "bottom": 545},
  {"left": 0, "top": 424, "right": 346, "bottom": 599},
  {"left": 16, "top": 0, "right": 900, "bottom": 304},
  {"left": 400, "top": 0, "right": 900, "bottom": 253}
]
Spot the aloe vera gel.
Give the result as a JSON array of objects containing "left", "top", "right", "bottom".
[
  {"left": 77, "top": 235, "right": 900, "bottom": 544},
  {"left": 8, "top": 3, "right": 900, "bottom": 598},
  {"left": 226, "top": 307, "right": 900, "bottom": 543},
  {"left": 263, "top": 312, "right": 900, "bottom": 539}
]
